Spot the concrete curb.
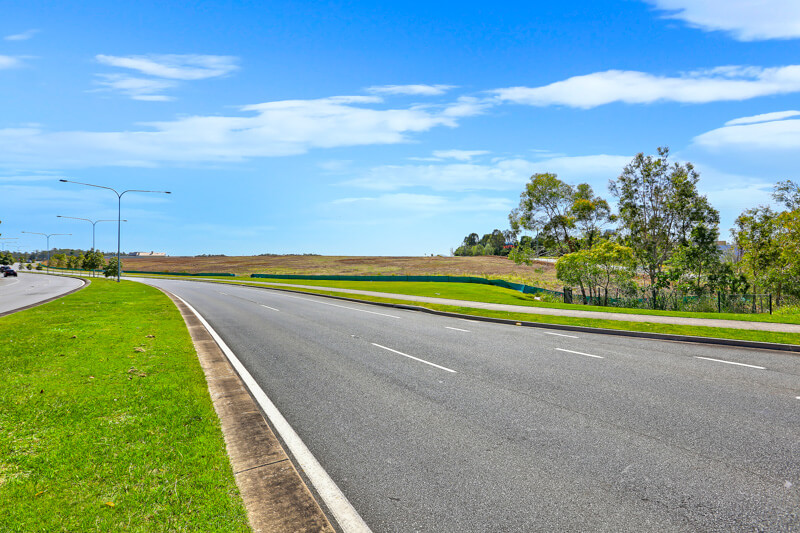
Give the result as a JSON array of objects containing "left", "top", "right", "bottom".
[
  {"left": 0, "top": 274, "right": 89, "bottom": 318},
  {"left": 158, "top": 287, "right": 337, "bottom": 533},
  {"left": 240, "top": 283, "right": 800, "bottom": 355}
]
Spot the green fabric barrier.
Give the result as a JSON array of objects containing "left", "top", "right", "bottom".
[{"left": 249, "top": 273, "right": 560, "bottom": 296}]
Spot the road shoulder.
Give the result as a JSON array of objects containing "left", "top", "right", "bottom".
[{"left": 162, "top": 289, "right": 336, "bottom": 533}]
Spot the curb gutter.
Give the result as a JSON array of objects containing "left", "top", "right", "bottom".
[{"left": 160, "top": 288, "right": 338, "bottom": 533}]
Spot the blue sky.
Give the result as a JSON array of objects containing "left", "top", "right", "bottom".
[{"left": 2, "top": 0, "right": 800, "bottom": 256}]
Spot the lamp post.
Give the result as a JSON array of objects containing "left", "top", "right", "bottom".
[
  {"left": 59, "top": 180, "right": 171, "bottom": 282},
  {"left": 56, "top": 216, "right": 127, "bottom": 251},
  {"left": 21, "top": 232, "right": 71, "bottom": 273}
]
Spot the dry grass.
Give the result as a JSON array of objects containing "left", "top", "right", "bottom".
[{"left": 122, "top": 255, "right": 562, "bottom": 290}]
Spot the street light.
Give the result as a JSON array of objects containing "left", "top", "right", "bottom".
[
  {"left": 21, "top": 231, "right": 71, "bottom": 273},
  {"left": 56, "top": 216, "right": 127, "bottom": 251},
  {"left": 59, "top": 179, "right": 171, "bottom": 282}
]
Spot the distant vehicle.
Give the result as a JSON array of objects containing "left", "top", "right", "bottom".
[
  {"left": 0, "top": 265, "right": 12, "bottom": 273},
  {"left": 3, "top": 268, "right": 18, "bottom": 277}
]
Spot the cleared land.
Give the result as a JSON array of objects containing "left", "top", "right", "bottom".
[{"left": 122, "top": 254, "right": 562, "bottom": 289}]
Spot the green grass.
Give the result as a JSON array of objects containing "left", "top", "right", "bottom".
[
  {"left": 0, "top": 279, "right": 250, "bottom": 532},
  {"left": 225, "top": 282, "right": 800, "bottom": 345}
]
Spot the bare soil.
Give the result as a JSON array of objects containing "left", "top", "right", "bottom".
[{"left": 123, "top": 255, "right": 562, "bottom": 290}]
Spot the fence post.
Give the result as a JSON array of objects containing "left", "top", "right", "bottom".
[
  {"left": 717, "top": 291, "right": 721, "bottom": 313},
  {"left": 769, "top": 294, "right": 772, "bottom": 315}
]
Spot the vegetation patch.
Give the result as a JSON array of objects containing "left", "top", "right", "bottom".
[{"left": 0, "top": 279, "right": 249, "bottom": 532}]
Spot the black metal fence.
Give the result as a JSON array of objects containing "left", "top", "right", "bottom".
[{"left": 562, "top": 287, "right": 775, "bottom": 314}]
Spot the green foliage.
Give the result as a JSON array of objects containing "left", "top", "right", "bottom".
[
  {"left": 609, "top": 147, "right": 719, "bottom": 302},
  {"left": 82, "top": 250, "right": 106, "bottom": 275},
  {"left": 509, "top": 173, "right": 576, "bottom": 254},
  {"left": 666, "top": 223, "right": 722, "bottom": 295},
  {"left": 556, "top": 240, "right": 636, "bottom": 305},
  {"left": 0, "top": 251, "right": 13, "bottom": 265},
  {"left": 35, "top": 263, "right": 43, "bottom": 270},
  {"left": 103, "top": 256, "right": 120, "bottom": 278},
  {"left": 25, "top": 263, "right": 32, "bottom": 270}
]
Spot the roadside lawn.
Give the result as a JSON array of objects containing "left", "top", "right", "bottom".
[{"left": 0, "top": 279, "right": 249, "bottom": 532}]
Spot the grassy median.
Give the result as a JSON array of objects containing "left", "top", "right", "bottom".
[{"left": 0, "top": 279, "right": 249, "bottom": 532}]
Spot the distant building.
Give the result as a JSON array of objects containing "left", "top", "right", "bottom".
[
  {"left": 716, "top": 240, "right": 731, "bottom": 253},
  {"left": 130, "top": 251, "right": 166, "bottom": 256}
]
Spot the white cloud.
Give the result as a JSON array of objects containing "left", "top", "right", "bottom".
[
  {"left": 5, "top": 29, "right": 39, "bottom": 41},
  {"left": 724, "top": 110, "right": 800, "bottom": 126},
  {"left": 366, "top": 84, "right": 456, "bottom": 96},
  {"left": 93, "top": 74, "right": 178, "bottom": 101},
  {"left": 0, "top": 96, "right": 469, "bottom": 168},
  {"left": 95, "top": 54, "right": 239, "bottom": 80},
  {"left": 431, "top": 149, "right": 489, "bottom": 161},
  {"left": 647, "top": 0, "right": 800, "bottom": 41},
  {"left": 0, "top": 55, "right": 22, "bottom": 69},
  {"left": 493, "top": 65, "right": 800, "bottom": 108},
  {"left": 342, "top": 154, "right": 631, "bottom": 192},
  {"left": 694, "top": 116, "right": 800, "bottom": 150}
]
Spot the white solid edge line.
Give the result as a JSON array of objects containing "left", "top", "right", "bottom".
[
  {"left": 555, "top": 348, "right": 604, "bottom": 359},
  {"left": 544, "top": 332, "right": 578, "bottom": 338},
  {"left": 445, "top": 326, "right": 470, "bottom": 332},
  {"left": 371, "top": 343, "right": 458, "bottom": 373},
  {"left": 260, "top": 304, "right": 280, "bottom": 312},
  {"left": 172, "top": 293, "right": 372, "bottom": 533},
  {"left": 694, "top": 356, "right": 765, "bottom": 370}
]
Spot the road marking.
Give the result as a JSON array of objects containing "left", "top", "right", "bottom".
[
  {"left": 260, "top": 304, "right": 280, "bottom": 312},
  {"left": 445, "top": 326, "right": 470, "bottom": 332},
  {"left": 280, "top": 293, "right": 401, "bottom": 318},
  {"left": 545, "top": 332, "right": 578, "bottom": 338},
  {"left": 555, "top": 348, "right": 604, "bottom": 359},
  {"left": 694, "top": 356, "right": 765, "bottom": 370},
  {"left": 170, "top": 294, "right": 372, "bottom": 533},
  {"left": 371, "top": 343, "right": 457, "bottom": 373}
]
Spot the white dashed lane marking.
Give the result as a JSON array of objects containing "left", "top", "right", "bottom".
[
  {"left": 555, "top": 348, "right": 604, "bottom": 359},
  {"left": 694, "top": 356, "right": 765, "bottom": 370},
  {"left": 371, "top": 343, "right": 458, "bottom": 373}
]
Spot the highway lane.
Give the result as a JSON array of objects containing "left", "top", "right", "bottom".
[
  {"left": 0, "top": 270, "right": 85, "bottom": 315},
  {"left": 139, "top": 278, "right": 800, "bottom": 532}
]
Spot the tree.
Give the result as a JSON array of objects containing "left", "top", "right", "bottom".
[
  {"left": 589, "top": 240, "right": 637, "bottom": 305},
  {"left": 609, "top": 147, "right": 719, "bottom": 305},
  {"left": 509, "top": 173, "right": 575, "bottom": 254},
  {"left": 49, "top": 253, "right": 67, "bottom": 268},
  {"left": 66, "top": 254, "right": 84, "bottom": 270},
  {"left": 773, "top": 180, "right": 800, "bottom": 211},
  {"left": 667, "top": 224, "right": 721, "bottom": 295},
  {"left": 103, "top": 257, "right": 120, "bottom": 278},
  {"left": 556, "top": 249, "right": 595, "bottom": 304},
  {"left": 463, "top": 233, "right": 479, "bottom": 247},
  {"left": 83, "top": 251, "right": 106, "bottom": 277},
  {"left": 733, "top": 206, "right": 780, "bottom": 298},
  {"left": 570, "top": 183, "right": 615, "bottom": 249},
  {"left": 0, "top": 251, "right": 13, "bottom": 265}
]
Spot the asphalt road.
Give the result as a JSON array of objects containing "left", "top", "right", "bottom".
[
  {"left": 140, "top": 278, "right": 800, "bottom": 532},
  {"left": 0, "top": 269, "right": 85, "bottom": 315}
]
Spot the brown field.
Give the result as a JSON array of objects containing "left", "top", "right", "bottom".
[{"left": 122, "top": 255, "right": 562, "bottom": 290}]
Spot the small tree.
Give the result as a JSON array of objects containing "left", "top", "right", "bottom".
[
  {"left": 83, "top": 251, "right": 106, "bottom": 277},
  {"left": 103, "top": 257, "right": 120, "bottom": 278},
  {"left": 589, "top": 240, "right": 636, "bottom": 305}
]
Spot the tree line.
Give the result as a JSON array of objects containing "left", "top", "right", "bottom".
[{"left": 458, "top": 147, "right": 800, "bottom": 309}]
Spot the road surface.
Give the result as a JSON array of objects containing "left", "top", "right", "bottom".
[
  {"left": 0, "top": 270, "right": 85, "bottom": 315},
  {"left": 140, "top": 277, "right": 800, "bottom": 532}
]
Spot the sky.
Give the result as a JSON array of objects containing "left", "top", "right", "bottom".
[{"left": 2, "top": 0, "right": 800, "bottom": 256}]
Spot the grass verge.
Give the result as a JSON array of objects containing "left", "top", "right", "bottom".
[
  {"left": 233, "top": 282, "right": 800, "bottom": 346},
  {"left": 0, "top": 278, "right": 250, "bottom": 532}
]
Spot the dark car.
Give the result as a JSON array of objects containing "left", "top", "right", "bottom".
[
  {"left": 3, "top": 268, "right": 17, "bottom": 277},
  {"left": 0, "top": 265, "right": 10, "bottom": 273}
]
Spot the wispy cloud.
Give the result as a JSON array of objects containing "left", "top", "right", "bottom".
[
  {"left": 646, "top": 0, "right": 800, "bottom": 41},
  {"left": 341, "top": 154, "right": 631, "bottom": 192},
  {"left": 0, "top": 95, "right": 476, "bottom": 168},
  {"left": 366, "top": 84, "right": 456, "bottom": 96},
  {"left": 724, "top": 110, "right": 800, "bottom": 126},
  {"left": 694, "top": 115, "right": 800, "bottom": 150},
  {"left": 93, "top": 54, "right": 239, "bottom": 100},
  {"left": 4, "top": 29, "right": 39, "bottom": 41},
  {"left": 95, "top": 54, "right": 239, "bottom": 80},
  {"left": 93, "top": 74, "right": 178, "bottom": 101},
  {"left": 0, "top": 55, "right": 22, "bottom": 69},
  {"left": 431, "top": 150, "right": 490, "bottom": 161},
  {"left": 492, "top": 65, "right": 800, "bottom": 108}
]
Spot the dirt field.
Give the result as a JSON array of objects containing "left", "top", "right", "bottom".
[{"left": 122, "top": 255, "right": 562, "bottom": 290}]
